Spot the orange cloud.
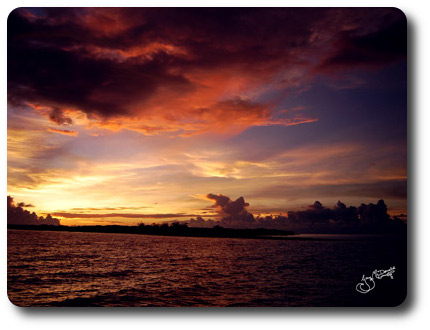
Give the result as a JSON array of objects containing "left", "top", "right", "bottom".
[
  {"left": 47, "top": 127, "right": 78, "bottom": 136},
  {"left": 78, "top": 96, "right": 318, "bottom": 137}
]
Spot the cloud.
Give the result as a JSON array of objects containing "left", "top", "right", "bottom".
[
  {"left": 17, "top": 202, "right": 34, "bottom": 208},
  {"left": 205, "top": 193, "right": 255, "bottom": 226},
  {"left": 282, "top": 199, "right": 399, "bottom": 233},
  {"left": 47, "top": 127, "right": 78, "bottom": 136},
  {"left": 50, "top": 212, "right": 198, "bottom": 219},
  {"left": 315, "top": 12, "right": 406, "bottom": 73},
  {"left": 7, "top": 196, "right": 60, "bottom": 225},
  {"left": 189, "top": 193, "right": 405, "bottom": 233},
  {"left": 48, "top": 108, "right": 73, "bottom": 125},
  {"left": 8, "top": 8, "right": 405, "bottom": 136},
  {"left": 70, "top": 206, "right": 147, "bottom": 211},
  {"left": 207, "top": 193, "right": 249, "bottom": 216}
]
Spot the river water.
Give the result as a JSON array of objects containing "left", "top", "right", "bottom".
[{"left": 7, "top": 230, "right": 407, "bottom": 307}]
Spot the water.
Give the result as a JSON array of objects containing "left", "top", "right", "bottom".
[{"left": 7, "top": 230, "right": 407, "bottom": 307}]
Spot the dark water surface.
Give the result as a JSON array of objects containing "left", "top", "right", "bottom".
[{"left": 7, "top": 230, "right": 407, "bottom": 307}]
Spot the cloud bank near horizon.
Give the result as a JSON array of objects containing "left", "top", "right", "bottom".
[
  {"left": 7, "top": 193, "right": 406, "bottom": 234},
  {"left": 7, "top": 196, "right": 60, "bottom": 226},
  {"left": 189, "top": 193, "right": 406, "bottom": 233}
]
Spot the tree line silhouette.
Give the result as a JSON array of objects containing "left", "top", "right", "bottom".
[{"left": 7, "top": 222, "right": 296, "bottom": 240}]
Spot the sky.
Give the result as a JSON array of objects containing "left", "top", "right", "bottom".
[{"left": 7, "top": 7, "right": 407, "bottom": 226}]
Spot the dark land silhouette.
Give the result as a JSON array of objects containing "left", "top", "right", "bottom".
[{"left": 7, "top": 223, "right": 298, "bottom": 240}]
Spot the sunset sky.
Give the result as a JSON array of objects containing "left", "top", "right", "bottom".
[{"left": 7, "top": 7, "right": 407, "bottom": 225}]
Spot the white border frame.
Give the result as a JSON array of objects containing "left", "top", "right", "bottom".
[{"left": 2, "top": 1, "right": 429, "bottom": 328}]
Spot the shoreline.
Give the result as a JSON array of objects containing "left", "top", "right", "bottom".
[{"left": 7, "top": 225, "right": 405, "bottom": 242}]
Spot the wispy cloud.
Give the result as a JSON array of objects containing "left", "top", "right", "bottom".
[
  {"left": 51, "top": 212, "right": 199, "bottom": 219},
  {"left": 47, "top": 127, "right": 78, "bottom": 136}
]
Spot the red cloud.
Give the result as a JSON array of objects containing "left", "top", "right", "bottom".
[{"left": 8, "top": 8, "right": 404, "bottom": 136}]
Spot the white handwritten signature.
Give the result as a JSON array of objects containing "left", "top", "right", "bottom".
[{"left": 355, "top": 266, "right": 396, "bottom": 294}]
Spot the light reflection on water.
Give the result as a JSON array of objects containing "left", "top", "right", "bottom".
[{"left": 7, "top": 230, "right": 406, "bottom": 307}]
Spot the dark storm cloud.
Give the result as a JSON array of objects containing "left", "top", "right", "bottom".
[
  {"left": 207, "top": 193, "right": 250, "bottom": 216},
  {"left": 7, "top": 196, "right": 60, "bottom": 225},
  {"left": 189, "top": 193, "right": 405, "bottom": 233},
  {"left": 282, "top": 199, "right": 400, "bottom": 233},
  {"left": 206, "top": 193, "right": 230, "bottom": 208},
  {"left": 316, "top": 14, "right": 407, "bottom": 72},
  {"left": 205, "top": 193, "right": 255, "bottom": 226},
  {"left": 8, "top": 7, "right": 406, "bottom": 129},
  {"left": 7, "top": 33, "right": 192, "bottom": 119},
  {"left": 7, "top": 8, "right": 194, "bottom": 119}
]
